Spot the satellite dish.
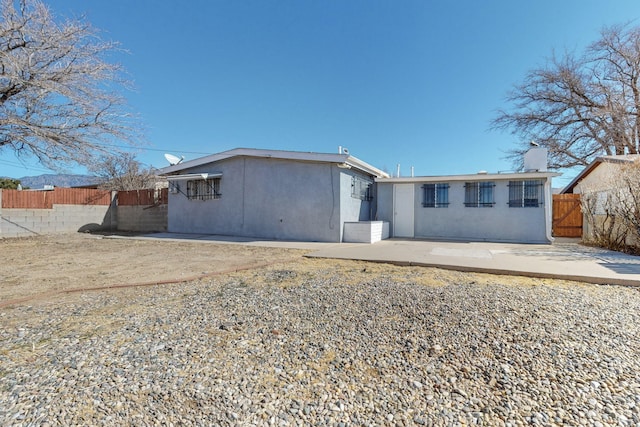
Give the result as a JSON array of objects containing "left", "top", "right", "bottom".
[
  {"left": 342, "top": 147, "right": 349, "bottom": 155},
  {"left": 164, "top": 153, "right": 184, "bottom": 165}
]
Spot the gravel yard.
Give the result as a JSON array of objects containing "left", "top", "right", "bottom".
[{"left": 1, "top": 234, "right": 640, "bottom": 425}]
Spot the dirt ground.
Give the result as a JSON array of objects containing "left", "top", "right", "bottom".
[
  {"left": 0, "top": 233, "right": 307, "bottom": 306},
  {"left": 0, "top": 233, "right": 569, "bottom": 308}
]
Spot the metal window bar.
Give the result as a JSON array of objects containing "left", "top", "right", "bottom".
[
  {"left": 478, "top": 182, "right": 494, "bottom": 206},
  {"left": 436, "top": 184, "right": 449, "bottom": 207},
  {"left": 524, "top": 180, "right": 542, "bottom": 207},
  {"left": 351, "top": 176, "right": 373, "bottom": 201},
  {"left": 465, "top": 182, "right": 495, "bottom": 207},
  {"left": 187, "top": 178, "right": 221, "bottom": 200},
  {"left": 422, "top": 183, "right": 449, "bottom": 207},
  {"left": 423, "top": 184, "right": 435, "bottom": 207},
  {"left": 464, "top": 182, "right": 478, "bottom": 207},
  {"left": 508, "top": 180, "right": 543, "bottom": 207}
]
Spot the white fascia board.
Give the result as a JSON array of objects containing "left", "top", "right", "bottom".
[
  {"left": 158, "top": 148, "right": 348, "bottom": 175},
  {"left": 158, "top": 147, "right": 388, "bottom": 178},
  {"left": 166, "top": 173, "right": 222, "bottom": 181},
  {"left": 158, "top": 149, "right": 239, "bottom": 175},
  {"left": 345, "top": 156, "right": 390, "bottom": 178},
  {"left": 376, "top": 171, "right": 561, "bottom": 183}
]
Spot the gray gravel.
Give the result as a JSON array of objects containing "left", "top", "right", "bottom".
[{"left": 2, "top": 268, "right": 640, "bottom": 426}]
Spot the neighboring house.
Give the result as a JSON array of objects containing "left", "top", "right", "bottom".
[
  {"left": 561, "top": 155, "right": 640, "bottom": 195},
  {"left": 561, "top": 154, "right": 640, "bottom": 244},
  {"left": 158, "top": 148, "right": 389, "bottom": 242},
  {"left": 376, "top": 148, "right": 560, "bottom": 243}
]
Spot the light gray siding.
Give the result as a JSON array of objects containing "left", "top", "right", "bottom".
[
  {"left": 377, "top": 179, "right": 550, "bottom": 243},
  {"left": 339, "top": 170, "right": 374, "bottom": 225},
  {"left": 375, "top": 183, "right": 394, "bottom": 224},
  {"left": 167, "top": 156, "right": 368, "bottom": 242}
]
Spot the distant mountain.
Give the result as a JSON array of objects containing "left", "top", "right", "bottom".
[{"left": 11, "top": 174, "right": 101, "bottom": 189}]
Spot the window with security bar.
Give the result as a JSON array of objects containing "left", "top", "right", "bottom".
[
  {"left": 422, "top": 183, "right": 449, "bottom": 207},
  {"left": 464, "top": 181, "right": 495, "bottom": 207},
  {"left": 351, "top": 176, "right": 373, "bottom": 201},
  {"left": 508, "top": 180, "right": 543, "bottom": 207},
  {"left": 186, "top": 178, "right": 221, "bottom": 200}
]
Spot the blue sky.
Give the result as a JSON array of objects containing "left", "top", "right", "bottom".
[{"left": 1, "top": 0, "right": 639, "bottom": 188}]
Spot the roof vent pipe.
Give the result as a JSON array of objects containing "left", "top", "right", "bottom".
[
  {"left": 411, "top": 166, "right": 414, "bottom": 177},
  {"left": 396, "top": 164, "right": 400, "bottom": 178}
]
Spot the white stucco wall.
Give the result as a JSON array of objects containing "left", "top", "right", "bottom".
[
  {"left": 573, "top": 162, "right": 617, "bottom": 195},
  {"left": 376, "top": 177, "right": 552, "bottom": 243}
]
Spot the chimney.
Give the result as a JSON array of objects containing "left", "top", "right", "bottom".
[{"left": 523, "top": 147, "right": 548, "bottom": 172}]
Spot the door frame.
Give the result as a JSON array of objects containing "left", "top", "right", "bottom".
[{"left": 393, "top": 184, "right": 415, "bottom": 238}]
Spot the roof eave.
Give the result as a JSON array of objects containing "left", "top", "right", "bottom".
[
  {"left": 158, "top": 147, "right": 389, "bottom": 178},
  {"left": 376, "top": 171, "right": 560, "bottom": 183},
  {"left": 345, "top": 156, "right": 389, "bottom": 178},
  {"left": 561, "top": 155, "right": 640, "bottom": 194}
]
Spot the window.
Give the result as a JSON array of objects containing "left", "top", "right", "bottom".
[
  {"left": 422, "top": 183, "right": 449, "bottom": 207},
  {"left": 509, "top": 180, "right": 543, "bottom": 207},
  {"left": 186, "top": 178, "right": 221, "bottom": 200},
  {"left": 464, "top": 181, "right": 495, "bottom": 207},
  {"left": 351, "top": 176, "right": 373, "bottom": 200}
]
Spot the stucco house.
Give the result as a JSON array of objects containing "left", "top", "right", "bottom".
[
  {"left": 561, "top": 154, "right": 640, "bottom": 245},
  {"left": 160, "top": 146, "right": 558, "bottom": 244},
  {"left": 376, "top": 148, "right": 560, "bottom": 243},
  {"left": 158, "top": 148, "right": 389, "bottom": 242},
  {"left": 561, "top": 154, "right": 640, "bottom": 195}
]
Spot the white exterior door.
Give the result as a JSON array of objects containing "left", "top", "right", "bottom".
[{"left": 393, "top": 184, "right": 414, "bottom": 238}]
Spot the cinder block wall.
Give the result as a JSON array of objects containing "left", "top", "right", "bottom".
[
  {"left": 1, "top": 188, "right": 171, "bottom": 238},
  {"left": 0, "top": 204, "right": 116, "bottom": 238},
  {"left": 116, "top": 205, "right": 168, "bottom": 232}
]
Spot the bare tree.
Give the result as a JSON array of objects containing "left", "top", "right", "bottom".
[
  {"left": 0, "top": 0, "right": 139, "bottom": 169},
  {"left": 90, "top": 153, "right": 157, "bottom": 191},
  {"left": 493, "top": 24, "right": 640, "bottom": 170}
]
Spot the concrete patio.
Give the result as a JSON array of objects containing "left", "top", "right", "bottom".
[{"left": 127, "top": 233, "right": 640, "bottom": 287}]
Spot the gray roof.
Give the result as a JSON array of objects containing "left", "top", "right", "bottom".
[
  {"left": 158, "top": 147, "right": 389, "bottom": 178},
  {"left": 377, "top": 171, "right": 560, "bottom": 183}
]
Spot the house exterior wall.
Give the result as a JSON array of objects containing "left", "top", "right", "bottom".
[
  {"left": 167, "top": 157, "right": 357, "bottom": 242},
  {"left": 376, "top": 182, "right": 394, "bottom": 223},
  {"left": 573, "top": 162, "right": 618, "bottom": 195},
  {"left": 376, "top": 179, "right": 551, "bottom": 243},
  {"left": 339, "top": 169, "right": 374, "bottom": 221},
  {"left": 573, "top": 161, "right": 639, "bottom": 245}
]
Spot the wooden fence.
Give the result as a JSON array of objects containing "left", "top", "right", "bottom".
[
  {"left": 0, "top": 188, "right": 172, "bottom": 208},
  {"left": 117, "top": 188, "right": 168, "bottom": 206},
  {"left": 1, "top": 188, "right": 113, "bottom": 209},
  {"left": 552, "top": 194, "right": 583, "bottom": 237}
]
